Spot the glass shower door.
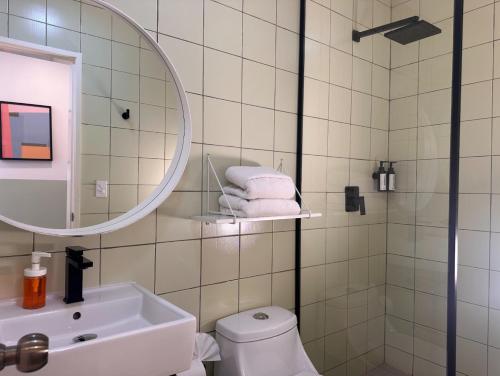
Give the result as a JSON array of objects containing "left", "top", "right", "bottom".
[
  {"left": 300, "top": 0, "right": 457, "bottom": 375},
  {"left": 455, "top": 1, "right": 498, "bottom": 376},
  {"left": 384, "top": 1, "right": 454, "bottom": 375}
]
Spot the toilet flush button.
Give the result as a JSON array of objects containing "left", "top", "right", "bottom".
[{"left": 253, "top": 312, "right": 269, "bottom": 320}]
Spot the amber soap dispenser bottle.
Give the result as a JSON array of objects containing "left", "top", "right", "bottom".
[{"left": 23, "top": 252, "right": 51, "bottom": 309}]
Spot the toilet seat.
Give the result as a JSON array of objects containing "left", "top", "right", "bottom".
[{"left": 293, "top": 372, "right": 320, "bottom": 376}]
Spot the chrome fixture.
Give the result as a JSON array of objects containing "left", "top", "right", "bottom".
[{"left": 0, "top": 333, "right": 49, "bottom": 373}]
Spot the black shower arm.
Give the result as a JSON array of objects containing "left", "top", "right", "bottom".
[{"left": 352, "top": 16, "right": 419, "bottom": 42}]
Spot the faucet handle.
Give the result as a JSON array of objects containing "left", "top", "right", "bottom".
[
  {"left": 81, "top": 257, "right": 94, "bottom": 269},
  {"left": 65, "top": 246, "right": 87, "bottom": 256}
]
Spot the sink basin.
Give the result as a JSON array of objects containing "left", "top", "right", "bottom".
[{"left": 0, "top": 283, "right": 196, "bottom": 376}]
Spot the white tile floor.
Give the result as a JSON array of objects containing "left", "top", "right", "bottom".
[{"left": 367, "top": 365, "right": 408, "bottom": 376}]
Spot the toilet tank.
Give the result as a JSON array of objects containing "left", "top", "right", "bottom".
[{"left": 215, "top": 307, "right": 315, "bottom": 376}]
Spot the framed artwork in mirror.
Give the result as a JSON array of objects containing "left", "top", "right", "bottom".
[{"left": 0, "top": 101, "right": 53, "bottom": 161}]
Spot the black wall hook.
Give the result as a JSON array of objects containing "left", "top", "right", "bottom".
[{"left": 122, "top": 109, "right": 130, "bottom": 120}]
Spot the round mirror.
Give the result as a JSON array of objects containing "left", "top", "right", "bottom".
[{"left": 0, "top": 0, "right": 191, "bottom": 236}]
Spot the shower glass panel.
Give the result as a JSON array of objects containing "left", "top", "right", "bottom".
[
  {"left": 385, "top": 1, "right": 454, "bottom": 374},
  {"left": 456, "top": 1, "right": 497, "bottom": 376},
  {"left": 301, "top": 0, "right": 455, "bottom": 375}
]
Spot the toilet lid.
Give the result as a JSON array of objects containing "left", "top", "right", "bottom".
[{"left": 216, "top": 306, "right": 297, "bottom": 343}]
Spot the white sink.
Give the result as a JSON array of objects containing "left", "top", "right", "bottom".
[{"left": 0, "top": 283, "right": 196, "bottom": 376}]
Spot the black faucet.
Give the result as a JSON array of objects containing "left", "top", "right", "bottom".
[{"left": 64, "top": 246, "right": 93, "bottom": 304}]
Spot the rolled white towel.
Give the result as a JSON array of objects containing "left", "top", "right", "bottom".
[
  {"left": 224, "top": 166, "right": 295, "bottom": 200},
  {"left": 219, "top": 194, "right": 301, "bottom": 218}
]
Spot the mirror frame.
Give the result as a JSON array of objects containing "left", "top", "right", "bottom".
[{"left": 0, "top": 0, "right": 192, "bottom": 237}]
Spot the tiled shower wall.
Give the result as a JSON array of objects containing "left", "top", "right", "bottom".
[
  {"left": 301, "top": 0, "right": 390, "bottom": 374},
  {"left": 0, "top": 0, "right": 302, "bottom": 347},
  {"left": 387, "top": 0, "right": 500, "bottom": 375}
]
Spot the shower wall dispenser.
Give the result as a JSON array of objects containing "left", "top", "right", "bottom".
[
  {"left": 372, "top": 161, "right": 396, "bottom": 192},
  {"left": 387, "top": 162, "right": 396, "bottom": 191}
]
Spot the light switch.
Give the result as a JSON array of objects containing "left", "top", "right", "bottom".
[{"left": 96, "top": 180, "right": 108, "bottom": 198}]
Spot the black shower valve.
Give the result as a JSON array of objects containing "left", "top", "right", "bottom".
[{"left": 345, "top": 186, "right": 366, "bottom": 216}]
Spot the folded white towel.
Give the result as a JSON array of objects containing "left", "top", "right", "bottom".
[
  {"left": 219, "top": 194, "right": 301, "bottom": 218},
  {"left": 224, "top": 166, "right": 295, "bottom": 200}
]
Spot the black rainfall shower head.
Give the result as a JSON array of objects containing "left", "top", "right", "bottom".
[
  {"left": 352, "top": 16, "right": 442, "bottom": 45},
  {"left": 384, "top": 20, "right": 442, "bottom": 45}
]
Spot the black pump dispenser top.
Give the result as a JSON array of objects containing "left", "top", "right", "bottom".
[{"left": 378, "top": 161, "right": 385, "bottom": 174}]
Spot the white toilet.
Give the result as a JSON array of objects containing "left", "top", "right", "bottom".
[{"left": 215, "top": 306, "right": 320, "bottom": 376}]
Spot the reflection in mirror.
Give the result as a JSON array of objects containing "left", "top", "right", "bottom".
[{"left": 0, "top": 0, "right": 184, "bottom": 230}]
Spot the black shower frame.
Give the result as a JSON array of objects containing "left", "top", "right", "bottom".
[
  {"left": 295, "top": 0, "right": 306, "bottom": 330},
  {"left": 447, "top": 0, "right": 464, "bottom": 375},
  {"left": 294, "top": 0, "right": 464, "bottom": 373}
]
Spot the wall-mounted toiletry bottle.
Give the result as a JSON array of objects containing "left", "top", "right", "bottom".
[
  {"left": 387, "top": 162, "right": 396, "bottom": 192},
  {"left": 373, "top": 161, "right": 387, "bottom": 191},
  {"left": 23, "top": 252, "right": 51, "bottom": 309}
]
